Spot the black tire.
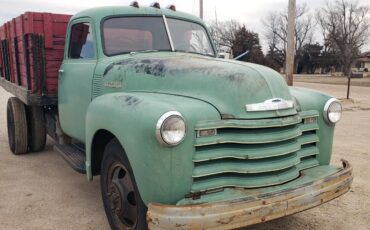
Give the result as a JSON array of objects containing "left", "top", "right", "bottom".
[
  {"left": 101, "top": 139, "right": 147, "bottom": 230},
  {"left": 26, "top": 105, "right": 46, "bottom": 152},
  {"left": 7, "top": 97, "right": 28, "bottom": 155}
]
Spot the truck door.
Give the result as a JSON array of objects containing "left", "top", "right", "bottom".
[{"left": 58, "top": 19, "right": 96, "bottom": 142}]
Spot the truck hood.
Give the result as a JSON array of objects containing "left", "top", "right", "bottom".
[{"left": 97, "top": 53, "right": 297, "bottom": 119}]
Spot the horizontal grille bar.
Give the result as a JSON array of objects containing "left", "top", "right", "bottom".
[
  {"left": 299, "top": 110, "right": 319, "bottom": 118},
  {"left": 297, "top": 156, "right": 319, "bottom": 170},
  {"left": 298, "top": 133, "right": 319, "bottom": 145},
  {"left": 297, "top": 144, "right": 319, "bottom": 158},
  {"left": 299, "top": 123, "right": 319, "bottom": 132},
  {"left": 195, "top": 114, "right": 301, "bottom": 130},
  {"left": 193, "top": 139, "right": 301, "bottom": 162},
  {"left": 193, "top": 153, "right": 300, "bottom": 178},
  {"left": 192, "top": 167, "right": 300, "bottom": 192},
  {"left": 194, "top": 125, "right": 302, "bottom": 146}
]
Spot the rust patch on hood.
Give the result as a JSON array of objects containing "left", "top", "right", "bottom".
[
  {"left": 114, "top": 95, "right": 141, "bottom": 107},
  {"left": 104, "top": 56, "right": 248, "bottom": 80}
]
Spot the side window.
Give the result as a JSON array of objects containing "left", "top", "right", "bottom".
[{"left": 69, "top": 22, "right": 94, "bottom": 59}]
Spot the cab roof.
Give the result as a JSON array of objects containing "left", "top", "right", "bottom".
[{"left": 71, "top": 6, "right": 204, "bottom": 25}]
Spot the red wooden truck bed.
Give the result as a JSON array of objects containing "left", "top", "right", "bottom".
[{"left": 0, "top": 12, "right": 71, "bottom": 105}]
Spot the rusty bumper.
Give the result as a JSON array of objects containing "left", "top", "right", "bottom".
[{"left": 147, "top": 159, "right": 353, "bottom": 230}]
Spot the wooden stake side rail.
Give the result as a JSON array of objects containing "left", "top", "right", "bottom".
[
  {"left": 0, "top": 12, "right": 71, "bottom": 103},
  {"left": 0, "top": 77, "right": 57, "bottom": 105}
]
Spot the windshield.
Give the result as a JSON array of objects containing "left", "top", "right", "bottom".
[
  {"left": 102, "top": 16, "right": 214, "bottom": 56},
  {"left": 103, "top": 17, "right": 171, "bottom": 56},
  {"left": 166, "top": 18, "right": 214, "bottom": 56}
]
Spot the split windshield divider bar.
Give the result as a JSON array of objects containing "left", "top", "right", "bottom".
[{"left": 162, "top": 15, "right": 175, "bottom": 52}]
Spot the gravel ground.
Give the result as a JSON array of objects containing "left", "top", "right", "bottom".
[{"left": 0, "top": 81, "right": 369, "bottom": 230}]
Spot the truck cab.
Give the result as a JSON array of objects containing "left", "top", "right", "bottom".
[{"left": 0, "top": 2, "right": 353, "bottom": 230}]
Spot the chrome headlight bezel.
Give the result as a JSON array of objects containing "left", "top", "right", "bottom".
[
  {"left": 323, "top": 98, "right": 342, "bottom": 124},
  {"left": 156, "top": 111, "right": 186, "bottom": 146}
]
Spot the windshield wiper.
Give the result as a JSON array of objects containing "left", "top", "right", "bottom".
[
  {"left": 130, "top": 50, "right": 159, "bottom": 55},
  {"left": 174, "top": 50, "right": 215, "bottom": 57}
]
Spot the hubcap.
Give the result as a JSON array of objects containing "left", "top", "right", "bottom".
[{"left": 106, "top": 162, "right": 138, "bottom": 229}]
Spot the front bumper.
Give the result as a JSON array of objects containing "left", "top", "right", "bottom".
[{"left": 147, "top": 159, "right": 353, "bottom": 230}]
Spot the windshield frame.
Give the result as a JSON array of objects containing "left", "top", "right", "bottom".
[{"left": 100, "top": 14, "right": 216, "bottom": 57}]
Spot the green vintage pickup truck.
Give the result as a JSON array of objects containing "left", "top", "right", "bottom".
[{"left": 0, "top": 2, "right": 353, "bottom": 230}]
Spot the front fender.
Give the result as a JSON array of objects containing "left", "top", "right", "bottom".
[
  {"left": 289, "top": 86, "right": 336, "bottom": 165},
  {"left": 85, "top": 92, "right": 220, "bottom": 205}
]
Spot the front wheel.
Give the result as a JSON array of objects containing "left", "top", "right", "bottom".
[{"left": 100, "top": 139, "right": 147, "bottom": 230}]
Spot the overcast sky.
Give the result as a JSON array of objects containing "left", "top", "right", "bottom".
[{"left": 1, "top": 0, "right": 370, "bottom": 52}]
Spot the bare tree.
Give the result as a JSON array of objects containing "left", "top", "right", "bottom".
[
  {"left": 263, "top": 3, "right": 315, "bottom": 73},
  {"left": 208, "top": 21, "right": 272, "bottom": 67},
  {"left": 208, "top": 20, "right": 242, "bottom": 53},
  {"left": 317, "top": 0, "right": 370, "bottom": 76}
]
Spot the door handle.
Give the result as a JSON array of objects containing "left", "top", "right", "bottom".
[{"left": 58, "top": 69, "right": 64, "bottom": 78}]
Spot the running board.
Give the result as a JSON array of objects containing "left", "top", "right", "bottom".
[{"left": 54, "top": 143, "right": 86, "bottom": 174}]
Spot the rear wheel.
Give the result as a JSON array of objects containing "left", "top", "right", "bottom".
[
  {"left": 26, "top": 105, "right": 46, "bottom": 152},
  {"left": 7, "top": 97, "right": 28, "bottom": 154},
  {"left": 101, "top": 139, "right": 147, "bottom": 230}
]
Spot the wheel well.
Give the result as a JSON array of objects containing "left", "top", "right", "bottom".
[{"left": 91, "top": 130, "right": 115, "bottom": 175}]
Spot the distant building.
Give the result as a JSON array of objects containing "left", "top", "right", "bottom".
[
  {"left": 353, "top": 51, "right": 370, "bottom": 77},
  {"left": 354, "top": 51, "right": 370, "bottom": 71},
  {"left": 298, "top": 43, "right": 342, "bottom": 75}
]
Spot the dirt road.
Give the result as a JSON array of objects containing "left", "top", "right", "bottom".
[
  {"left": 0, "top": 82, "right": 369, "bottom": 230},
  {"left": 294, "top": 75, "right": 370, "bottom": 87}
]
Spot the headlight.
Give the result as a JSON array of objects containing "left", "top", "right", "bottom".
[
  {"left": 156, "top": 111, "right": 186, "bottom": 146},
  {"left": 323, "top": 98, "right": 342, "bottom": 124}
]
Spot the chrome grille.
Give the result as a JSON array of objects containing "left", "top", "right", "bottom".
[{"left": 192, "top": 111, "right": 320, "bottom": 192}]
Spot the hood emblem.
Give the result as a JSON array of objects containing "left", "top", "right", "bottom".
[
  {"left": 246, "top": 98, "right": 294, "bottom": 112},
  {"left": 104, "top": 81, "right": 123, "bottom": 88}
]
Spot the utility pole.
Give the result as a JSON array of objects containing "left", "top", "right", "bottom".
[
  {"left": 346, "top": 44, "right": 351, "bottom": 99},
  {"left": 200, "top": 0, "right": 204, "bottom": 19},
  {"left": 286, "top": 0, "right": 296, "bottom": 86},
  {"left": 347, "top": 73, "right": 351, "bottom": 99}
]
